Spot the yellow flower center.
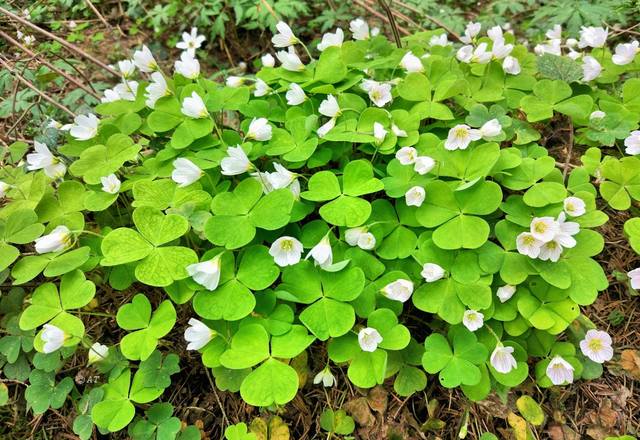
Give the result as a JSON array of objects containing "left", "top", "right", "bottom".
[
  {"left": 454, "top": 127, "right": 468, "bottom": 138},
  {"left": 588, "top": 338, "right": 603, "bottom": 351},
  {"left": 280, "top": 240, "right": 293, "bottom": 251},
  {"left": 533, "top": 222, "right": 547, "bottom": 234}
]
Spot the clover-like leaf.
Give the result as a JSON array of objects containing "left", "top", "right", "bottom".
[{"left": 116, "top": 294, "right": 176, "bottom": 361}]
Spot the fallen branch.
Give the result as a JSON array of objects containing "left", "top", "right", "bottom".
[
  {"left": 0, "top": 30, "right": 100, "bottom": 98},
  {"left": 0, "top": 56, "right": 76, "bottom": 117},
  {"left": 0, "top": 6, "right": 118, "bottom": 76}
]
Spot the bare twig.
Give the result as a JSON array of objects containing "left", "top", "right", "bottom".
[
  {"left": 377, "top": 0, "right": 402, "bottom": 48},
  {"left": 391, "top": 0, "right": 462, "bottom": 41},
  {"left": 0, "top": 56, "right": 76, "bottom": 117},
  {"left": 83, "top": 0, "right": 122, "bottom": 35},
  {"left": 353, "top": 0, "right": 411, "bottom": 37},
  {"left": 0, "top": 30, "right": 100, "bottom": 98},
  {"left": 0, "top": 6, "right": 118, "bottom": 76},
  {"left": 563, "top": 119, "right": 574, "bottom": 181}
]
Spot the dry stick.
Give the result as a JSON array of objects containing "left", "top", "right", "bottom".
[
  {"left": 0, "top": 56, "right": 76, "bottom": 117},
  {"left": 352, "top": 0, "right": 411, "bottom": 36},
  {"left": 377, "top": 0, "right": 402, "bottom": 48},
  {"left": 83, "top": 0, "right": 122, "bottom": 36},
  {"left": 562, "top": 119, "right": 574, "bottom": 181},
  {"left": 0, "top": 6, "right": 118, "bottom": 76},
  {"left": 391, "top": 0, "right": 462, "bottom": 42},
  {"left": 0, "top": 30, "right": 100, "bottom": 98}
]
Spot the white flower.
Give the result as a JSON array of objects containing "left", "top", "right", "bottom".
[
  {"left": 363, "top": 80, "right": 392, "bottom": 107},
  {"left": 578, "top": 26, "right": 608, "bottom": 48},
  {"left": 221, "top": 146, "right": 252, "bottom": 175},
  {"left": 530, "top": 217, "right": 559, "bottom": 242},
  {"left": 546, "top": 355, "right": 574, "bottom": 385},
  {"left": 175, "top": 52, "right": 200, "bottom": 79},
  {"left": 35, "top": 225, "right": 72, "bottom": 254},
  {"left": 253, "top": 79, "right": 270, "bottom": 97},
  {"left": 133, "top": 45, "right": 158, "bottom": 73},
  {"left": 172, "top": 158, "right": 203, "bottom": 187},
  {"left": 502, "top": 56, "right": 521, "bottom": 75},
  {"left": 566, "top": 38, "right": 578, "bottom": 48},
  {"left": 624, "top": 130, "right": 640, "bottom": 155},
  {"left": 546, "top": 25, "right": 562, "bottom": 40},
  {"left": 184, "top": 318, "right": 215, "bottom": 350},
  {"left": 101, "top": 88, "right": 121, "bottom": 103},
  {"left": 307, "top": 235, "right": 333, "bottom": 268},
  {"left": 381, "top": 279, "right": 414, "bottom": 303},
  {"left": 318, "top": 28, "right": 344, "bottom": 51},
  {"left": 88, "top": 342, "right": 109, "bottom": 365},
  {"left": 582, "top": 56, "right": 602, "bottom": 82},
  {"left": 145, "top": 72, "right": 169, "bottom": 108},
  {"left": 492, "top": 39, "right": 513, "bottom": 60},
  {"left": 226, "top": 76, "right": 245, "bottom": 87},
  {"left": 497, "top": 285, "right": 517, "bottom": 303},
  {"left": 318, "top": 118, "right": 336, "bottom": 138},
  {"left": 117, "top": 60, "right": 136, "bottom": 78},
  {"left": 46, "top": 119, "right": 71, "bottom": 131},
  {"left": 405, "top": 186, "right": 425, "bottom": 207},
  {"left": 101, "top": 174, "right": 121, "bottom": 194},
  {"left": 429, "top": 34, "right": 450, "bottom": 47},
  {"left": 567, "top": 49, "right": 582, "bottom": 60},
  {"left": 563, "top": 196, "right": 585, "bottom": 217},
  {"left": 104, "top": 81, "right": 138, "bottom": 102},
  {"left": 490, "top": 344, "right": 518, "bottom": 374},
  {"left": 319, "top": 95, "right": 341, "bottom": 118},
  {"left": 480, "top": 119, "right": 502, "bottom": 138},
  {"left": 26, "top": 141, "right": 66, "bottom": 179},
  {"left": 267, "top": 163, "right": 296, "bottom": 190},
  {"left": 345, "top": 227, "right": 375, "bottom": 250},
  {"left": 0, "top": 181, "right": 9, "bottom": 198},
  {"left": 177, "top": 27, "right": 205, "bottom": 56},
  {"left": 181, "top": 92, "right": 209, "bottom": 119},
  {"left": 580, "top": 329, "right": 613, "bottom": 363},
  {"left": 460, "top": 22, "right": 481, "bottom": 44},
  {"left": 538, "top": 239, "right": 563, "bottom": 262},
  {"left": 276, "top": 48, "right": 305, "bottom": 71},
  {"left": 286, "top": 83, "right": 306, "bottom": 105},
  {"left": 23, "top": 35, "right": 35, "bottom": 46},
  {"left": 246, "top": 117, "right": 272, "bottom": 141},
  {"left": 269, "top": 236, "right": 304, "bottom": 267},
  {"left": 555, "top": 212, "right": 580, "bottom": 248},
  {"left": 313, "top": 367, "right": 336, "bottom": 387},
  {"left": 262, "top": 53, "right": 276, "bottom": 67},
  {"left": 458, "top": 43, "right": 492, "bottom": 64},
  {"left": 41, "top": 324, "right": 65, "bottom": 353},
  {"left": 516, "top": 232, "right": 543, "bottom": 258},
  {"left": 627, "top": 267, "right": 640, "bottom": 289},
  {"left": 534, "top": 40, "right": 559, "bottom": 56},
  {"left": 462, "top": 310, "right": 484, "bottom": 332},
  {"left": 487, "top": 26, "right": 504, "bottom": 42},
  {"left": 70, "top": 113, "right": 99, "bottom": 141},
  {"left": 350, "top": 18, "right": 370, "bottom": 40},
  {"left": 187, "top": 255, "right": 222, "bottom": 290},
  {"left": 373, "top": 122, "right": 387, "bottom": 144},
  {"left": 392, "top": 124, "right": 407, "bottom": 137},
  {"left": 272, "top": 22, "right": 298, "bottom": 47},
  {"left": 612, "top": 41, "right": 639, "bottom": 65},
  {"left": 421, "top": 263, "right": 445, "bottom": 282},
  {"left": 395, "top": 146, "right": 417, "bottom": 165},
  {"left": 400, "top": 51, "right": 424, "bottom": 73},
  {"left": 445, "top": 124, "right": 481, "bottom": 150},
  {"left": 414, "top": 156, "right": 436, "bottom": 175},
  {"left": 590, "top": 110, "right": 606, "bottom": 121},
  {"left": 358, "top": 327, "right": 383, "bottom": 352}
]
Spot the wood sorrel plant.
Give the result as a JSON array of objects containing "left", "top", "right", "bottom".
[{"left": 1, "top": 20, "right": 638, "bottom": 436}]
